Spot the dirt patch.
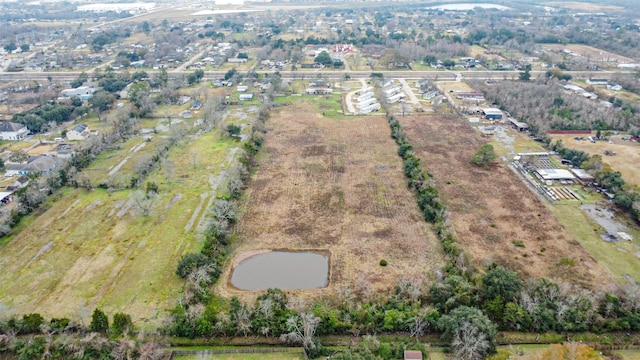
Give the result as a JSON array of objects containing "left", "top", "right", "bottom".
[
  {"left": 399, "top": 114, "right": 613, "bottom": 288},
  {"left": 217, "top": 102, "right": 444, "bottom": 301}
]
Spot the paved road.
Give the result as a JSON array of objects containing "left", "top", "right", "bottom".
[
  {"left": 175, "top": 44, "right": 212, "bottom": 72},
  {"left": 398, "top": 78, "right": 420, "bottom": 105},
  {"left": 0, "top": 69, "right": 630, "bottom": 82}
]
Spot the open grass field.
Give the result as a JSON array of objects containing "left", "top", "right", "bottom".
[
  {"left": 550, "top": 203, "right": 640, "bottom": 284},
  {"left": 542, "top": 44, "right": 634, "bottom": 64},
  {"left": 398, "top": 114, "right": 612, "bottom": 287},
  {"left": 216, "top": 101, "right": 444, "bottom": 303},
  {"left": 0, "top": 107, "right": 253, "bottom": 328},
  {"left": 542, "top": 1, "right": 625, "bottom": 12},
  {"left": 550, "top": 134, "right": 640, "bottom": 186}
]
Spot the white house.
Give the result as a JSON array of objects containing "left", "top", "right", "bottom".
[
  {"left": 0, "top": 122, "right": 29, "bottom": 141},
  {"left": 60, "top": 86, "right": 97, "bottom": 100}
]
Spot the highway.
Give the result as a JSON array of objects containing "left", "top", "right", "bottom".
[{"left": 0, "top": 69, "right": 628, "bottom": 82}]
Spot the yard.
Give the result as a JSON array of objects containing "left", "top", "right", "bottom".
[{"left": 215, "top": 101, "right": 444, "bottom": 303}]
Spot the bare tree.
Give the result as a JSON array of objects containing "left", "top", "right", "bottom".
[
  {"left": 138, "top": 341, "right": 165, "bottom": 360},
  {"left": 408, "top": 311, "right": 429, "bottom": 339},
  {"left": 451, "top": 321, "right": 491, "bottom": 360},
  {"left": 130, "top": 190, "right": 159, "bottom": 217},
  {"left": 280, "top": 313, "right": 321, "bottom": 354}
]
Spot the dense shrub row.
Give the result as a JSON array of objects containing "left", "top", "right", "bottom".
[{"left": 387, "top": 116, "right": 462, "bottom": 260}]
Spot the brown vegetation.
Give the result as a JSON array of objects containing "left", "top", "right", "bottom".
[
  {"left": 217, "top": 102, "right": 444, "bottom": 301},
  {"left": 398, "top": 114, "right": 613, "bottom": 287}
]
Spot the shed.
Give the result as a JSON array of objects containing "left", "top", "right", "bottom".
[
  {"left": 404, "top": 350, "right": 422, "bottom": 360},
  {"left": 537, "top": 169, "right": 576, "bottom": 181},
  {"left": 571, "top": 168, "right": 594, "bottom": 181},
  {"left": 509, "top": 118, "right": 529, "bottom": 132},
  {"left": 239, "top": 94, "right": 254, "bottom": 101}
]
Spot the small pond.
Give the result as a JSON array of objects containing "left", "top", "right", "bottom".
[{"left": 231, "top": 251, "right": 329, "bottom": 290}]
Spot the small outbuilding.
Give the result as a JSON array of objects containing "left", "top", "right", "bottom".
[
  {"left": 509, "top": 118, "right": 529, "bottom": 132},
  {"left": 404, "top": 350, "right": 423, "bottom": 360}
]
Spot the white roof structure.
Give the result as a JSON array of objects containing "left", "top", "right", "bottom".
[
  {"left": 482, "top": 108, "right": 502, "bottom": 116},
  {"left": 571, "top": 168, "right": 594, "bottom": 180},
  {"left": 537, "top": 169, "right": 575, "bottom": 180}
]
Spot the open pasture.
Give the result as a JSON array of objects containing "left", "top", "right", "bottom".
[
  {"left": 399, "top": 114, "right": 612, "bottom": 287},
  {"left": 550, "top": 133, "right": 640, "bottom": 187},
  {"left": 543, "top": 44, "right": 634, "bottom": 64},
  {"left": 217, "top": 101, "right": 444, "bottom": 302}
]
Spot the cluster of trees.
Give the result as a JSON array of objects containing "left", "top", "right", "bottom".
[
  {"left": 0, "top": 310, "right": 164, "bottom": 360},
  {"left": 475, "top": 79, "right": 640, "bottom": 137},
  {"left": 12, "top": 103, "right": 82, "bottom": 134}
]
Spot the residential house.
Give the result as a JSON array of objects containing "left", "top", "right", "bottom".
[
  {"left": 5, "top": 155, "right": 58, "bottom": 176},
  {"left": 0, "top": 122, "right": 29, "bottom": 141},
  {"left": 423, "top": 90, "right": 439, "bottom": 99},
  {"left": 239, "top": 94, "right": 254, "bottom": 101},
  {"left": 13, "top": 175, "right": 30, "bottom": 188},
  {"left": 60, "top": 86, "right": 97, "bottom": 100},
  {"left": 305, "top": 88, "right": 333, "bottom": 95},
  {"left": 179, "top": 110, "right": 193, "bottom": 118},
  {"left": 190, "top": 100, "right": 203, "bottom": 110},
  {"left": 607, "top": 83, "right": 622, "bottom": 91},
  {"left": 66, "top": 124, "right": 90, "bottom": 140},
  {"left": 586, "top": 78, "right": 608, "bottom": 85}
]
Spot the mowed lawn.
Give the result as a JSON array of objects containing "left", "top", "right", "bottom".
[
  {"left": 217, "top": 101, "right": 444, "bottom": 302},
  {"left": 0, "top": 111, "right": 252, "bottom": 328}
]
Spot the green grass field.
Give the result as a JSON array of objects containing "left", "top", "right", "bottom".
[
  {"left": 551, "top": 204, "right": 640, "bottom": 284},
  {"left": 0, "top": 108, "right": 253, "bottom": 328},
  {"left": 174, "top": 353, "right": 304, "bottom": 360}
]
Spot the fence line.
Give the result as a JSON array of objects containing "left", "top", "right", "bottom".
[{"left": 168, "top": 347, "right": 303, "bottom": 359}]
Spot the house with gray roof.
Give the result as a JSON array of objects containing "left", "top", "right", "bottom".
[
  {"left": 0, "top": 122, "right": 29, "bottom": 141},
  {"left": 5, "top": 155, "right": 58, "bottom": 177}
]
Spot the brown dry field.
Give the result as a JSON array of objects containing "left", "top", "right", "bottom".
[
  {"left": 550, "top": 134, "right": 640, "bottom": 186},
  {"left": 216, "top": 102, "right": 445, "bottom": 302},
  {"left": 542, "top": 2, "right": 624, "bottom": 12},
  {"left": 543, "top": 44, "right": 634, "bottom": 64},
  {"left": 399, "top": 115, "right": 613, "bottom": 287}
]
